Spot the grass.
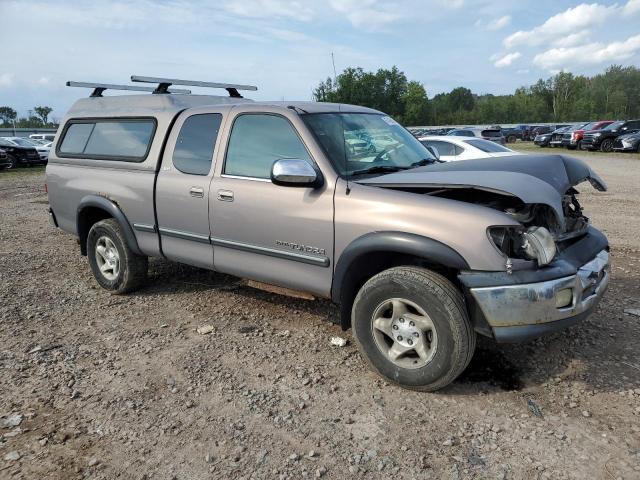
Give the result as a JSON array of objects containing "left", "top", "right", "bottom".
[
  {"left": 0, "top": 165, "right": 46, "bottom": 178},
  {"left": 513, "top": 141, "right": 640, "bottom": 160}
]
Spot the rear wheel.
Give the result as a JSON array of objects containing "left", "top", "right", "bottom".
[
  {"left": 351, "top": 266, "right": 475, "bottom": 391},
  {"left": 507, "top": 135, "right": 517, "bottom": 143},
  {"left": 87, "top": 218, "right": 148, "bottom": 294},
  {"left": 600, "top": 138, "right": 613, "bottom": 152}
]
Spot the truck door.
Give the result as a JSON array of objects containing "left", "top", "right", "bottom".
[
  {"left": 155, "top": 110, "right": 224, "bottom": 269},
  {"left": 211, "top": 110, "right": 334, "bottom": 297}
]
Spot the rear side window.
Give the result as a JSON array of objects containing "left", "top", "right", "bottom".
[
  {"left": 224, "top": 114, "right": 311, "bottom": 179},
  {"left": 172, "top": 114, "right": 223, "bottom": 175},
  {"left": 465, "top": 139, "right": 511, "bottom": 153},
  {"left": 58, "top": 118, "right": 156, "bottom": 161},
  {"left": 420, "top": 140, "right": 459, "bottom": 156}
]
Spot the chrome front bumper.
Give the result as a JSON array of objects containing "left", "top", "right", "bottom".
[{"left": 469, "top": 250, "right": 610, "bottom": 342}]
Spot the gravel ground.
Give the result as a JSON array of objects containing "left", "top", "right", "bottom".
[{"left": 1, "top": 154, "right": 639, "bottom": 480}]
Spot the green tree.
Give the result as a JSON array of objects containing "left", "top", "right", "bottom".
[
  {"left": 0, "top": 106, "right": 17, "bottom": 126},
  {"left": 34, "top": 106, "right": 53, "bottom": 125}
]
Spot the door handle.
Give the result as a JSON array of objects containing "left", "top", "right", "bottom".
[
  {"left": 190, "top": 187, "right": 204, "bottom": 198},
  {"left": 217, "top": 190, "right": 234, "bottom": 202}
]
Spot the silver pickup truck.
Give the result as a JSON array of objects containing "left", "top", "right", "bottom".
[{"left": 46, "top": 77, "right": 610, "bottom": 391}]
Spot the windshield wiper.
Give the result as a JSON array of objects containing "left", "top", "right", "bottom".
[
  {"left": 408, "top": 158, "right": 436, "bottom": 168},
  {"left": 349, "top": 165, "right": 406, "bottom": 177}
]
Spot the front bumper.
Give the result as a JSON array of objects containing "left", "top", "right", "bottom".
[{"left": 459, "top": 228, "right": 610, "bottom": 343}]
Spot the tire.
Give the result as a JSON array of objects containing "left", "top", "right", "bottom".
[
  {"left": 351, "top": 266, "right": 476, "bottom": 392},
  {"left": 6, "top": 155, "right": 17, "bottom": 169},
  {"left": 507, "top": 135, "right": 517, "bottom": 144},
  {"left": 577, "top": 140, "right": 583, "bottom": 151},
  {"left": 600, "top": 138, "right": 613, "bottom": 152},
  {"left": 87, "top": 218, "right": 148, "bottom": 294}
]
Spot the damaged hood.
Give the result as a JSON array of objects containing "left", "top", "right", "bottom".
[{"left": 357, "top": 154, "right": 606, "bottom": 225}]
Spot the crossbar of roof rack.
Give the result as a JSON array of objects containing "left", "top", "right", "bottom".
[
  {"left": 66, "top": 81, "right": 191, "bottom": 97},
  {"left": 130, "top": 75, "right": 257, "bottom": 98}
]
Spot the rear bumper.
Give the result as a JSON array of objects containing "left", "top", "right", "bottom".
[{"left": 459, "top": 227, "right": 610, "bottom": 343}]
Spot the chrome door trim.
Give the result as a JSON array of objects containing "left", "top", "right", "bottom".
[
  {"left": 133, "top": 223, "right": 157, "bottom": 233},
  {"left": 158, "top": 227, "right": 211, "bottom": 244},
  {"left": 210, "top": 237, "right": 330, "bottom": 267}
]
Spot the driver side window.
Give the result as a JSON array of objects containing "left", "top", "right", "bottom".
[{"left": 224, "top": 114, "right": 311, "bottom": 179}]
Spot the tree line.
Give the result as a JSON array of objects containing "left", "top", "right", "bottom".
[
  {"left": 313, "top": 65, "right": 640, "bottom": 126},
  {"left": 0, "top": 106, "right": 56, "bottom": 128}
]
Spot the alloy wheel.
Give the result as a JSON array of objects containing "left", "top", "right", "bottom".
[{"left": 371, "top": 298, "right": 438, "bottom": 369}]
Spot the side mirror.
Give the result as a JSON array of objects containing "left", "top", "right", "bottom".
[
  {"left": 271, "top": 159, "right": 322, "bottom": 188},
  {"left": 425, "top": 145, "right": 440, "bottom": 161}
]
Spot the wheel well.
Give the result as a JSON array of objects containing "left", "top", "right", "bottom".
[
  {"left": 337, "top": 251, "right": 459, "bottom": 330},
  {"left": 77, "top": 207, "right": 112, "bottom": 255}
]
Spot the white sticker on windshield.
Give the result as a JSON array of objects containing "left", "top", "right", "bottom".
[{"left": 381, "top": 116, "right": 398, "bottom": 126}]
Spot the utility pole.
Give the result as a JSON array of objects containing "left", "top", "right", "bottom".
[{"left": 331, "top": 52, "right": 337, "bottom": 86}]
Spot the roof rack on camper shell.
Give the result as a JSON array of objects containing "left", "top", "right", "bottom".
[
  {"left": 130, "top": 75, "right": 258, "bottom": 98},
  {"left": 66, "top": 81, "right": 192, "bottom": 97},
  {"left": 67, "top": 76, "right": 259, "bottom": 99}
]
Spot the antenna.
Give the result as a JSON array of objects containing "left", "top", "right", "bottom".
[
  {"left": 130, "top": 75, "right": 258, "bottom": 98},
  {"left": 66, "top": 81, "right": 191, "bottom": 97}
]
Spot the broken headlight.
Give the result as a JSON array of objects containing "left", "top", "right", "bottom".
[
  {"left": 489, "top": 226, "right": 557, "bottom": 266},
  {"left": 521, "top": 226, "right": 557, "bottom": 266}
]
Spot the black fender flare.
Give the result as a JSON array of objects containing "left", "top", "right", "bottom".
[
  {"left": 76, "top": 195, "right": 142, "bottom": 256},
  {"left": 331, "top": 231, "right": 469, "bottom": 304}
]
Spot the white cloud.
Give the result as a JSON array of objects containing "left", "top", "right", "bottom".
[
  {"left": 533, "top": 34, "right": 640, "bottom": 70},
  {"left": 487, "top": 15, "right": 511, "bottom": 31},
  {"left": 504, "top": 3, "right": 616, "bottom": 48},
  {"left": 329, "top": 0, "right": 403, "bottom": 30},
  {"left": 493, "top": 52, "right": 521, "bottom": 68},
  {"left": 224, "top": 0, "right": 315, "bottom": 21},
  {"left": 552, "top": 30, "right": 590, "bottom": 47},
  {"left": 0, "top": 73, "right": 15, "bottom": 87},
  {"left": 624, "top": 0, "right": 640, "bottom": 14}
]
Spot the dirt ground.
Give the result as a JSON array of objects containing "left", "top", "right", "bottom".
[{"left": 1, "top": 150, "right": 639, "bottom": 479}]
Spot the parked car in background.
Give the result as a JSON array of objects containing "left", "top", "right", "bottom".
[
  {"left": 447, "top": 127, "right": 505, "bottom": 145},
  {"left": 549, "top": 126, "right": 573, "bottom": 148},
  {"left": 418, "top": 136, "right": 522, "bottom": 161},
  {"left": 612, "top": 130, "right": 640, "bottom": 153},
  {"left": 29, "top": 133, "right": 56, "bottom": 142},
  {"left": 502, "top": 125, "right": 531, "bottom": 143},
  {"left": 2, "top": 137, "right": 50, "bottom": 163},
  {"left": 0, "top": 138, "right": 41, "bottom": 167},
  {"left": 0, "top": 148, "right": 11, "bottom": 170},
  {"left": 561, "top": 121, "right": 614, "bottom": 150},
  {"left": 534, "top": 126, "right": 569, "bottom": 147},
  {"left": 581, "top": 120, "right": 640, "bottom": 152}
]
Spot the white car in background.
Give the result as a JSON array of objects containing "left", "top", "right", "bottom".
[{"left": 418, "top": 135, "right": 523, "bottom": 162}]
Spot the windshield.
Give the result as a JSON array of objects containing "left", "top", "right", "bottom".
[
  {"left": 10, "top": 138, "right": 37, "bottom": 147},
  {"left": 302, "top": 113, "right": 435, "bottom": 177},
  {"left": 603, "top": 121, "right": 624, "bottom": 131}
]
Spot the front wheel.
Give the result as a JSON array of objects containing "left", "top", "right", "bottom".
[
  {"left": 600, "top": 138, "right": 613, "bottom": 152},
  {"left": 351, "top": 267, "right": 475, "bottom": 391},
  {"left": 6, "top": 155, "right": 17, "bottom": 169},
  {"left": 87, "top": 218, "right": 148, "bottom": 294}
]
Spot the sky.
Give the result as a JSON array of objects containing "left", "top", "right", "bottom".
[{"left": 1, "top": 0, "right": 639, "bottom": 121}]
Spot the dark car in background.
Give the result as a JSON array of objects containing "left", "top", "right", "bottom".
[
  {"left": 582, "top": 120, "right": 640, "bottom": 152},
  {"left": 0, "top": 148, "right": 11, "bottom": 170},
  {"left": 613, "top": 130, "right": 640, "bottom": 153},
  {"left": 561, "top": 121, "right": 614, "bottom": 150},
  {"left": 549, "top": 126, "right": 573, "bottom": 147},
  {"left": 0, "top": 138, "right": 41, "bottom": 168},
  {"left": 447, "top": 127, "right": 505, "bottom": 144}
]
